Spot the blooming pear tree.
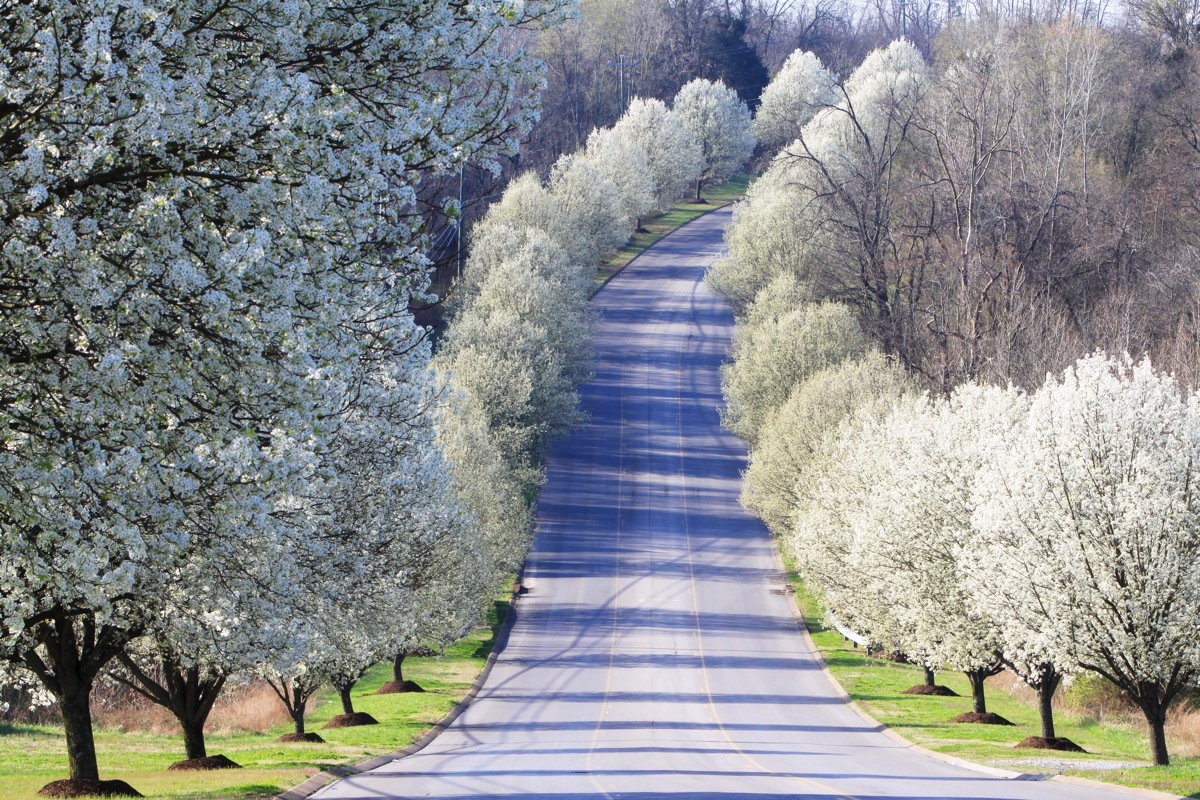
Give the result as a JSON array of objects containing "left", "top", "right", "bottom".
[
  {"left": 721, "top": 286, "right": 870, "bottom": 445},
  {"left": 792, "top": 385, "right": 1026, "bottom": 709},
  {"left": 0, "top": 0, "right": 564, "bottom": 789},
  {"left": 584, "top": 127, "right": 657, "bottom": 229},
  {"left": 439, "top": 228, "right": 593, "bottom": 467},
  {"left": 753, "top": 50, "right": 839, "bottom": 154},
  {"left": 673, "top": 78, "right": 755, "bottom": 200},
  {"left": 743, "top": 350, "right": 916, "bottom": 537},
  {"left": 610, "top": 98, "right": 705, "bottom": 214},
  {"left": 972, "top": 354, "right": 1200, "bottom": 765},
  {"left": 712, "top": 40, "right": 928, "bottom": 348}
]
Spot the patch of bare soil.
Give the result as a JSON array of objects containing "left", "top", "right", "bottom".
[
  {"left": 902, "top": 684, "right": 959, "bottom": 696},
  {"left": 1015, "top": 736, "right": 1085, "bottom": 752},
  {"left": 323, "top": 712, "right": 379, "bottom": 728},
  {"left": 374, "top": 680, "right": 424, "bottom": 694},
  {"left": 38, "top": 780, "right": 141, "bottom": 798},
  {"left": 276, "top": 732, "right": 326, "bottom": 743},
  {"left": 167, "top": 755, "right": 242, "bottom": 770},
  {"left": 952, "top": 711, "right": 1014, "bottom": 725}
]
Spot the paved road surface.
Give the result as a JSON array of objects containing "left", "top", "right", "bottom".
[{"left": 316, "top": 207, "right": 1139, "bottom": 799}]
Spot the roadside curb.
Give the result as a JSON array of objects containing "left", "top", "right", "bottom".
[
  {"left": 767, "top": 545, "right": 1186, "bottom": 800},
  {"left": 273, "top": 577, "right": 526, "bottom": 800},
  {"left": 590, "top": 200, "right": 737, "bottom": 300}
]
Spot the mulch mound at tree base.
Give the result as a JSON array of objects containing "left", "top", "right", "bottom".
[
  {"left": 374, "top": 680, "right": 424, "bottom": 694},
  {"left": 323, "top": 712, "right": 379, "bottom": 729},
  {"left": 952, "top": 712, "right": 1015, "bottom": 725},
  {"left": 1016, "top": 736, "right": 1086, "bottom": 752},
  {"left": 276, "top": 732, "right": 326, "bottom": 743},
  {"left": 38, "top": 779, "right": 141, "bottom": 798},
  {"left": 902, "top": 684, "right": 959, "bottom": 696},
  {"left": 167, "top": 755, "right": 242, "bottom": 771}
]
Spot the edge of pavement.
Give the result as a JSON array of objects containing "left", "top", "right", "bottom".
[
  {"left": 767, "top": 545, "right": 1187, "bottom": 800},
  {"left": 273, "top": 574, "right": 526, "bottom": 800},
  {"left": 590, "top": 201, "right": 736, "bottom": 299}
]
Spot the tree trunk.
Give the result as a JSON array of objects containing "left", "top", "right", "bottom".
[
  {"left": 1140, "top": 702, "right": 1170, "bottom": 766},
  {"left": 923, "top": 665, "right": 936, "bottom": 687},
  {"left": 20, "top": 609, "right": 129, "bottom": 783},
  {"left": 966, "top": 670, "right": 989, "bottom": 714},
  {"left": 292, "top": 707, "right": 306, "bottom": 737},
  {"left": 59, "top": 682, "right": 101, "bottom": 782},
  {"left": 173, "top": 667, "right": 224, "bottom": 761},
  {"left": 695, "top": 177, "right": 703, "bottom": 202},
  {"left": 392, "top": 653, "right": 406, "bottom": 684},
  {"left": 337, "top": 683, "right": 355, "bottom": 716},
  {"left": 115, "top": 654, "right": 225, "bottom": 762},
  {"left": 1033, "top": 667, "right": 1062, "bottom": 740},
  {"left": 182, "top": 718, "right": 207, "bottom": 761}
]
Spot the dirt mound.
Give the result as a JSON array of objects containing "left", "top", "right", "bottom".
[
  {"left": 167, "top": 755, "right": 241, "bottom": 771},
  {"left": 38, "top": 780, "right": 141, "bottom": 798},
  {"left": 952, "top": 712, "right": 1014, "bottom": 725},
  {"left": 902, "top": 684, "right": 959, "bottom": 696},
  {"left": 374, "top": 680, "right": 424, "bottom": 694},
  {"left": 323, "top": 712, "right": 379, "bottom": 729},
  {"left": 276, "top": 732, "right": 326, "bottom": 743},
  {"left": 1015, "top": 736, "right": 1086, "bottom": 752}
]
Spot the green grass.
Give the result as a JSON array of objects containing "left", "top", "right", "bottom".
[
  {"left": 785, "top": 561, "right": 1200, "bottom": 798},
  {"left": 0, "top": 599, "right": 510, "bottom": 800},
  {"left": 594, "top": 173, "right": 750, "bottom": 288}
]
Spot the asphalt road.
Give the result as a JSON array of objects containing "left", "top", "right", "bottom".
[{"left": 315, "top": 207, "right": 1139, "bottom": 799}]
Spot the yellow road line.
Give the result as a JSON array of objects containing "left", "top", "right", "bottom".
[{"left": 674, "top": 281, "right": 860, "bottom": 800}]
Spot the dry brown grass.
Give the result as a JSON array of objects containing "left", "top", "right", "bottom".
[
  {"left": 207, "top": 681, "right": 296, "bottom": 734},
  {"left": 88, "top": 678, "right": 301, "bottom": 735},
  {"left": 1167, "top": 702, "right": 1200, "bottom": 758}
]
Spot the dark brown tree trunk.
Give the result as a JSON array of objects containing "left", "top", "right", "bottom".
[
  {"left": 392, "top": 653, "right": 406, "bottom": 684},
  {"left": 291, "top": 705, "right": 306, "bottom": 736},
  {"left": 1140, "top": 702, "right": 1170, "bottom": 766},
  {"left": 1035, "top": 668, "right": 1062, "bottom": 740},
  {"left": 182, "top": 718, "right": 207, "bottom": 761},
  {"left": 966, "top": 670, "right": 989, "bottom": 714},
  {"left": 695, "top": 177, "right": 703, "bottom": 202},
  {"left": 923, "top": 665, "right": 936, "bottom": 687},
  {"left": 114, "top": 653, "right": 226, "bottom": 762},
  {"left": 59, "top": 681, "right": 101, "bottom": 782},
  {"left": 19, "top": 609, "right": 130, "bottom": 783},
  {"left": 337, "top": 683, "right": 355, "bottom": 716},
  {"left": 266, "top": 675, "right": 317, "bottom": 738}
]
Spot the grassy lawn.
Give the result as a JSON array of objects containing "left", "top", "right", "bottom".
[
  {"left": 785, "top": 562, "right": 1200, "bottom": 798},
  {"left": 0, "top": 600, "right": 509, "bottom": 800},
  {"left": 594, "top": 173, "right": 750, "bottom": 289}
]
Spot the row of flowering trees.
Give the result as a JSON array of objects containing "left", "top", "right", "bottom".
[
  {"left": 434, "top": 76, "right": 753, "bottom": 502},
  {"left": 0, "top": 5, "right": 757, "bottom": 784},
  {"left": 788, "top": 355, "right": 1200, "bottom": 767},
  {"left": 0, "top": 0, "right": 570, "bottom": 792},
  {"left": 717, "top": 40, "right": 1200, "bottom": 767}
]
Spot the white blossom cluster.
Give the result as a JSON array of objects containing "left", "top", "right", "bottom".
[{"left": 0, "top": 0, "right": 568, "bottom": 780}]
